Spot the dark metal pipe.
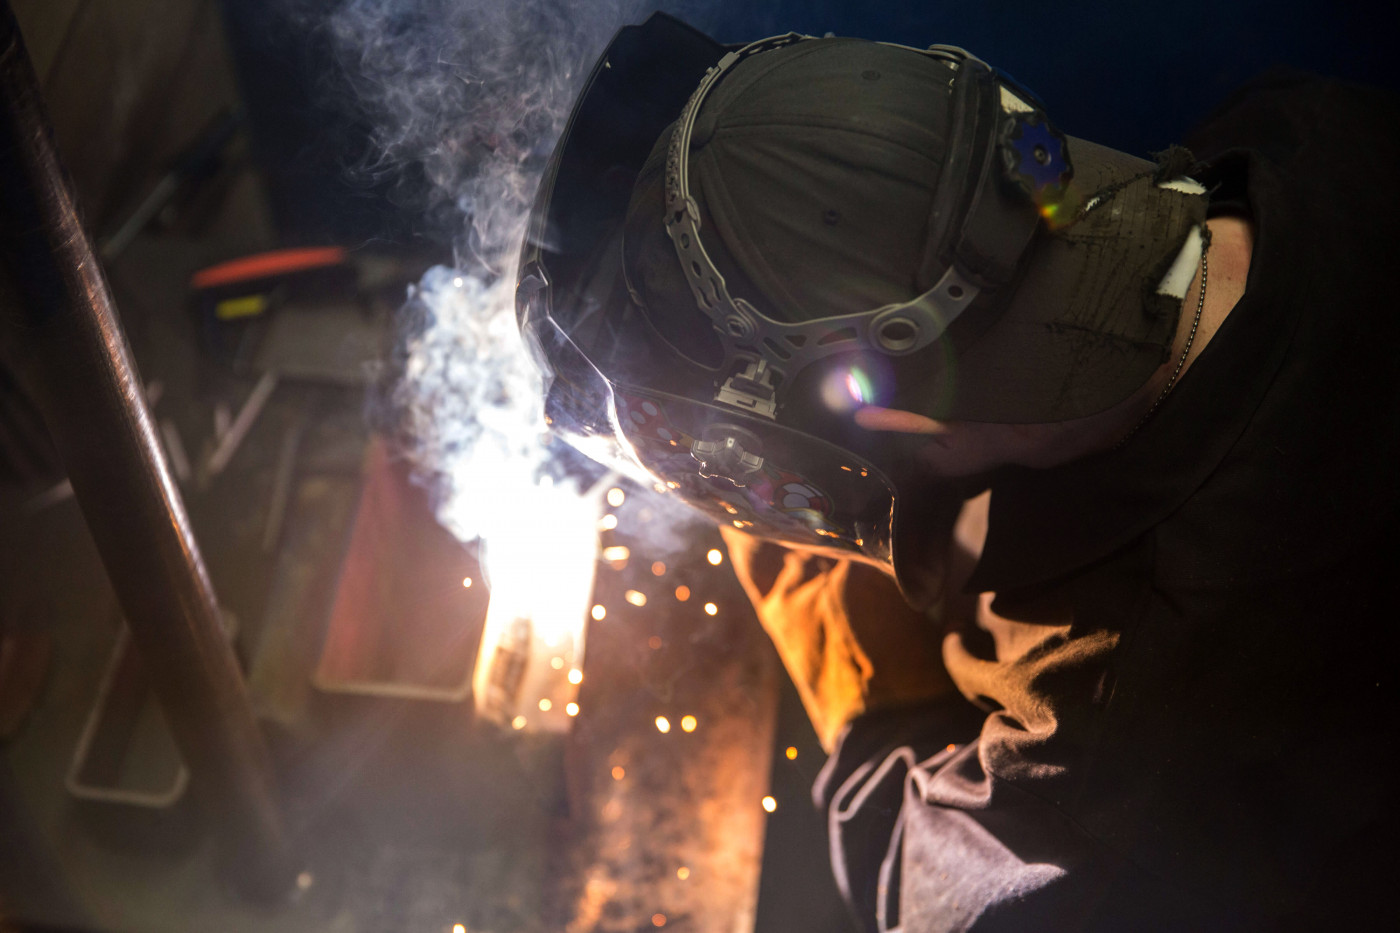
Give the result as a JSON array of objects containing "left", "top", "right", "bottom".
[{"left": 0, "top": 2, "right": 295, "bottom": 896}]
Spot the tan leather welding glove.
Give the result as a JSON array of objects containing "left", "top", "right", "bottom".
[{"left": 720, "top": 525, "right": 961, "bottom": 752}]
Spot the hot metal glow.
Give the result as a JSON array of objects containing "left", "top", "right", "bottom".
[{"left": 468, "top": 471, "right": 601, "bottom": 733}]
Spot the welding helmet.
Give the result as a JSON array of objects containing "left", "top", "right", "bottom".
[{"left": 518, "top": 13, "right": 1205, "bottom": 600}]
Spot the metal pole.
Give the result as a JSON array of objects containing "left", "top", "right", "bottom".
[{"left": 0, "top": 2, "right": 295, "bottom": 896}]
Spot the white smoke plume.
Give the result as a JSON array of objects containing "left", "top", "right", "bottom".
[{"left": 298, "top": 0, "right": 716, "bottom": 556}]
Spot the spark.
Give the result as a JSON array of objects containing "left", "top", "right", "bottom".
[
  {"left": 611, "top": 766, "right": 626, "bottom": 781},
  {"left": 599, "top": 513, "right": 618, "bottom": 530},
  {"left": 461, "top": 576, "right": 473, "bottom": 588},
  {"left": 453, "top": 925, "right": 466, "bottom": 933},
  {"left": 652, "top": 915, "right": 667, "bottom": 928},
  {"left": 655, "top": 716, "right": 671, "bottom": 734},
  {"left": 625, "top": 589, "right": 648, "bottom": 607},
  {"left": 607, "top": 487, "right": 626, "bottom": 507},
  {"left": 706, "top": 548, "right": 723, "bottom": 566},
  {"left": 785, "top": 746, "right": 798, "bottom": 760},
  {"left": 703, "top": 602, "right": 718, "bottom": 616},
  {"left": 591, "top": 604, "right": 607, "bottom": 621},
  {"left": 550, "top": 656, "right": 565, "bottom": 670},
  {"left": 651, "top": 561, "right": 666, "bottom": 575},
  {"left": 538, "top": 698, "right": 552, "bottom": 712},
  {"left": 674, "top": 585, "right": 690, "bottom": 602},
  {"left": 680, "top": 715, "right": 697, "bottom": 733},
  {"left": 566, "top": 702, "right": 579, "bottom": 717},
  {"left": 568, "top": 668, "right": 583, "bottom": 685},
  {"left": 762, "top": 796, "right": 777, "bottom": 813},
  {"left": 511, "top": 716, "right": 527, "bottom": 730},
  {"left": 601, "top": 545, "right": 630, "bottom": 563},
  {"left": 676, "top": 867, "right": 690, "bottom": 881}
]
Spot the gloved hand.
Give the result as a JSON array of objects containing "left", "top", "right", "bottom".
[{"left": 720, "top": 532, "right": 951, "bottom": 751}]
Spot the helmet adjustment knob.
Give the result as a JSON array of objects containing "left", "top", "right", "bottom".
[{"left": 691, "top": 424, "right": 765, "bottom": 486}]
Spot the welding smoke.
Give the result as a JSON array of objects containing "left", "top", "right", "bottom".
[{"left": 291, "top": 0, "right": 715, "bottom": 565}]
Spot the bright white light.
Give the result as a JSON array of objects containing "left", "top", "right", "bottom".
[
  {"left": 625, "top": 589, "right": 647, "bottom": 607},
  {"left": 655, "top": 716, "right": 671, "bottom": 734},
  {"left": 335, "top": 0, "right": 645, "bottom": 739},
  {"left": 706, "top": 548, "right": 723, "bottom": 566},
  {"left": 462, "top": 576, "right": 473, "bottom": 588},
  {"left": 680, "top": 715, "right": 697, "bottom": 733},
  {"left": 470, "top": 474, "right": 601, "bottom": 732},
  {"left": 565, "top": 702, "right": 579, "bottom": 717},
  {"left": 567, "top": 668, "right": 583, "bottom": 685},
  {"left": 762, "top": 796, "right": 777, "bottom": 813},
  {"left": 703, "top": 602, "right": 718, "bottom": 616},
  {"left": 607, "top": 487, "right": 626, "bottom": 507}
]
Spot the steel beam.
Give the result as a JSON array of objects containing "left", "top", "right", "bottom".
[{"left": 0, "top": 1, "right": 295, "bottom": 897}]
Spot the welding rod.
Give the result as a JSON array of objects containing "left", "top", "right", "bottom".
[{"left": 0, "top": 2, "right": 296, "bottom": 896}]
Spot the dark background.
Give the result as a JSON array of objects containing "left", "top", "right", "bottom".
[{"left": 222, "top": 0, "right": 1397, "bottom": 249}]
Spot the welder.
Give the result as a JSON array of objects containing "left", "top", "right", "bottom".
[{"left": 518, "top": 13, "right": 1400, "bottom": 930}]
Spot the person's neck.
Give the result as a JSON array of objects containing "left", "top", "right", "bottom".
[
  {"left": 1093, "top": 214, "right": 1256, "bottom": 450},
  {"left": 1148, "top": 216, "right": 1253, "bottom": 396}
]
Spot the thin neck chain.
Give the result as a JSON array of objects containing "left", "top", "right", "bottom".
[{"left": 1116, "top": 231, "right": 1210, "bottom": 448}]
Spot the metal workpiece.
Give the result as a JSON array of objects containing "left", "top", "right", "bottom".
[{"left": 0, "top": 2, "right": 296, "bottom": 897}]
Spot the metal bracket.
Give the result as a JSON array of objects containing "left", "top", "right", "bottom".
[{"left": 714, "top": 358, "right": 777, "bottom": 419}]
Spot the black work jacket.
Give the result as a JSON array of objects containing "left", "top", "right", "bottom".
[{"left": 820, "top": 74, "right": 1400, "bottom": 931}]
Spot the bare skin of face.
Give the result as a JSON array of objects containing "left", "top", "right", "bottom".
[{"left": 854, "top": 216, "right": 1256, "bottom": 478}]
